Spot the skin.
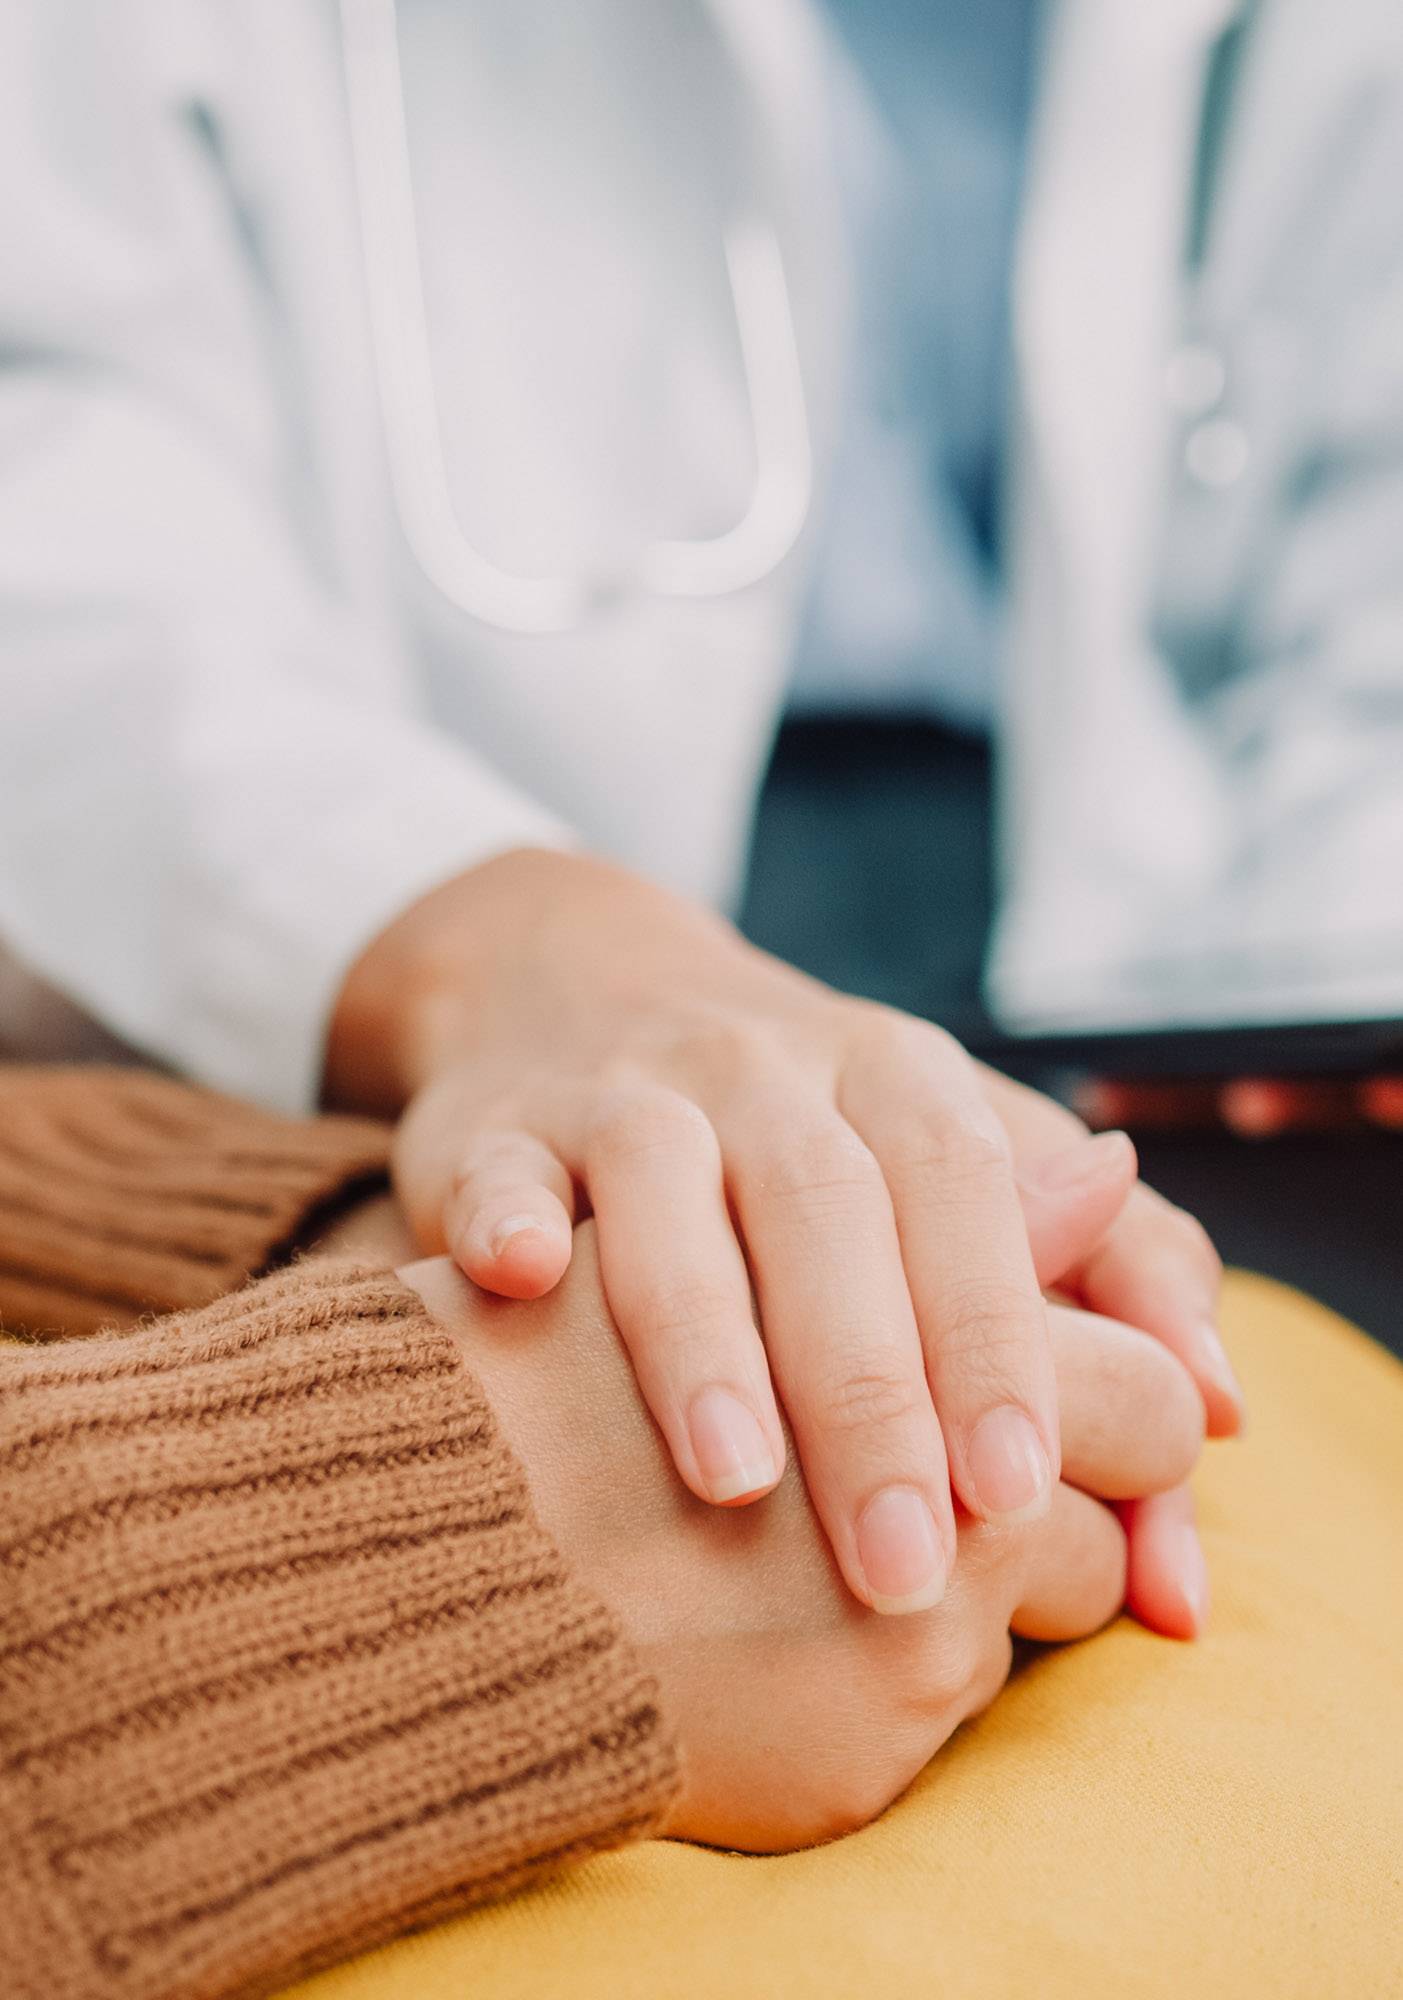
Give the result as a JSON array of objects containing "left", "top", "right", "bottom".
[
  {"left": 327, "top": 847, "right": 1242, "bottom": 1618},
  {"left": 398, "top": 1223, "right": 1209, "bottom": 1852}
]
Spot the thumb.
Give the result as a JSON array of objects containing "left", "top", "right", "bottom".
[{"left": 1017, "top": 1130, "right": 1138, "bottom": 1289}]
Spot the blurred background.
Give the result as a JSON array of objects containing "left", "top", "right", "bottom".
[{"left": 743, "top": 0, "right": 1403, "bottom": 1351}]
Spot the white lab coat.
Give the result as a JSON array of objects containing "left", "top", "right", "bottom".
[
  {"left": 1, "top": 0, "right": 1400, "bottom": 1106},
  {"left": 992, "top": 0, "right": 1403, "bottom": 1034}
]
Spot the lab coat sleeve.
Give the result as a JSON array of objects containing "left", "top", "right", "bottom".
[{"left": 0, "top": 7, "right": 571, "bottom": 1111}]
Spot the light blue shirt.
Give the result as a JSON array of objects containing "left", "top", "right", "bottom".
[{"left": 792, "top": 0, "right": 1042, "bottom": 729}]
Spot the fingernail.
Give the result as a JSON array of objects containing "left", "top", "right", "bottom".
[
  {"left": 966, "top": 1407, "right": 1053, "bottom": 1522},
  {"left": 1172, "top": 1527, "right": 1210, "bottom": 1633},
  {"left": 855, "top": 1486, "right": 948, "bottom": 1614},
  {"left": 1023, "top": 1130, "right": 1133, "bottom": 1193},
  {"left": 1193, "top": 1320, "right": 1245, "bottom": 1418},
  {"left": 688, "top": 1387, "right": 778, "bottom": 1503},
  {"left": 490, "top": 1214, "right": 546, "bottom": 1257}
]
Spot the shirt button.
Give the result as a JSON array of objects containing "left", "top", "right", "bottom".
[
  {"left": 1184, "top": 417, "right": 1250, "bottom": 488},
  {"left": 1165, "top": 342, "right": 1228, "bottom": 416}
]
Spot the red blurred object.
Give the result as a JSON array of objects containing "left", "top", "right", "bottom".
[{"left": 1075, "top": 1075, "right": 1403, "bottom": 1138}]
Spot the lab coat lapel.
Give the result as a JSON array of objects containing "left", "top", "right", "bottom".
[{"left": 991, "top": 0, "right": 1241, "bottom": 1026}]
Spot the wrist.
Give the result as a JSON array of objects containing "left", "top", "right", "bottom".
[
  {"left": 322, "top": 844, "right": 746, "bottom": 1114},
  {"left": 323, "top": 847, "right": 566, "bottom": 1113},
  {"left": 400, "top": 1244, "right": 701, "bottom": 1813}
]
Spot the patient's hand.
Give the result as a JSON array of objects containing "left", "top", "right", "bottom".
[{"left": 402, "top": 1223, "right": 1206, "bottom": 1853}]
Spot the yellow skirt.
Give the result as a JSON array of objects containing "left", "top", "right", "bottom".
[{"left": 292, "top": 1274, "right": 1403, "bottom": 2000}]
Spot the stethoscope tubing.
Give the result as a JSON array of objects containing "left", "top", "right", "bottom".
[{"left": 338, "top": 0, "right": 813, "bottom": 634}]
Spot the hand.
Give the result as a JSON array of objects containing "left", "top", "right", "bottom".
[
  {"left": 329, "top": 849, "right": 1234, "bottom": 1616},
  {"left": 402, "top": 1222, "right": 1208, "bottom": 1852}
]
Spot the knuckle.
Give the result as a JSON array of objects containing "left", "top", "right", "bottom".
[
  {"left": 1141, "top": 1189, "right": 1222, "bottom": 1283},
  {"left": 920, "top": 1019, "right": 973, "bottom": 1069},
  {"left": 945, "top": 1622, "right": 996, "bottom": 1703},
  {"left": 879, "top": 1099, "right": 1013, "bottom": 1197},
  {"left": 936, "top": 1279, "right": 1044, "bottom": 1375},
  {"left": 589, "top": 1086, "right": 715, "bottom": 1171},
  {"left": 1167, "top": 1205, "right": 1223, "bottom": 1282},
  {"left": 630, "top": 1271, "right": 747, "bottom": 1351},
  {"left": 814, "top": 1361, "right": 928, "bottom": 1438},
  {"left": 813, "top": 1765, "right": 909, "bottom": 1843},
  {"left": 853, "top": 1005, "right": 969, "bottom": 1075},
  {"left": 447, "top": 1133, "right": 532, "bottom": 1198},
  {"left": 1167, "top": 1208, "right": 1223, "bottom": 1288},
  {"left": 946, "top": 1095, "right": 1015, "bottom": 1171},
  {"left": 758, "top": 1122, "right": 884, "bottom": 1209},
  {"left": 971, "top": 1630, "right": 1016, "bottom": 1715},
  {"left": 668, "top": 1016, "right": 779, "bottom": 1088},
  {"left": 908, "top": 1616, "right": 990, "bottom": 1712}
]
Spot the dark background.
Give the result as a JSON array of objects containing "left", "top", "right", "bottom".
[{"left": 740, "top": 718, "right": 1403, "bottom": 1360}]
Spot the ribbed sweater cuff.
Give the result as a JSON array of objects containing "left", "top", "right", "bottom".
[
  {"left": 0, "top": 1260, "right": 678, "bottom": 2000},
  {"left": 0, "top": 1067, "right": 392, "bottom": 1337}
]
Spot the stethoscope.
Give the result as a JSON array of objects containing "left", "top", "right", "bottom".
[{"left": 338, "top": 0, "right": 813, "bottom": 634}]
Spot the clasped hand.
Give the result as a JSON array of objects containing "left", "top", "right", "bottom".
[
  {"left": 404, "top": 1220, "right": 1209, "bottom": 1852},
  {"left": 357, "top": 852, "right": 1241, "bottom": 1621}
]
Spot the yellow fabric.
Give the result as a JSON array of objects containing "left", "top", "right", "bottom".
[{"left": 290, "top": 1274, "right": 1403, "bottom": 2000}]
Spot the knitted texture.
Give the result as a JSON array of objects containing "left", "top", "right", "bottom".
[
  {"left": 0, "top": 1257, "right": 679, "bottom": 2000},
  {"left": 0, "top": 1066, "right": 392, "bottom": 1337}
]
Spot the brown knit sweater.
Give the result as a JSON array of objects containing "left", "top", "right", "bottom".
[{"left": 0, "top": 1068, "right": 678, "bottom": 2000}]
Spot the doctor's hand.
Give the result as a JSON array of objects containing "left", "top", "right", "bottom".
[{"left": 327, "top": 848, "right": 1238, "bottom": 1615}]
